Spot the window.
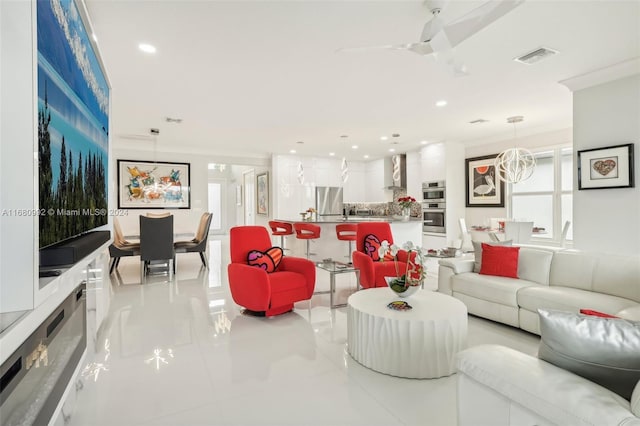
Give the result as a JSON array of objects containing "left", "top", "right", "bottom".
[{"left": 509, "top": 146, "right": 572, "bottom": 244}]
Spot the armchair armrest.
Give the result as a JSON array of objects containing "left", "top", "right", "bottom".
[
  {"left": 395, "top": 249, "right": 417, "bottom": 263},
  {"left": 279, "top": 257, "right": 316, "bottom": 298},
  {"left": 227, "top": 263, "right": 271, "bottom": 311},
  {"left": 456, "top": 345, "right": 637, "bottom": 426},
  {"left": 352, "top": 251, "right": 374, "bottom": 288}
]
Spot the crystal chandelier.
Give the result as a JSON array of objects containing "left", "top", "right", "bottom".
[{"left": 494, "top": 116, "right": 536, "bottom": 183}]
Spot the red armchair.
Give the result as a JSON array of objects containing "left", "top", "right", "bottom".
[
  {"left": 351, "top": 222, "right": 413, "bottom": 289},
  {"left": 228, "top": 226, "right": 316, "bottom": 316}
]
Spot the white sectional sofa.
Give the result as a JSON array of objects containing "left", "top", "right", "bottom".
[
  {"left": 456, "top": 344, "right": 640, "bottom": 426},
  {"left": 438, "top": 247, "right": 640, "bottom": 334}
]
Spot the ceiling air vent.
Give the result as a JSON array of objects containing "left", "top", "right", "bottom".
[
  {"left": 514, "top": 47, "right": 558, "bottom": 65},
  {"left": 469, "top": 118, "right": 489, "bottom": 124}
]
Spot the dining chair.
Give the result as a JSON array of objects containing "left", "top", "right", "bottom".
[
  {"left": 108, "top": 217, "right": 140, "bottom": 274},
  {"left": 488, "top": 232, "right": 501, "bottom": 242},
  {"left": 504, "top": 221, "right": 534, "bottom": 244},
  {"left": 560, "top": 220, "right": 571, "bottom": 247},
  {"left": 174, "top": 212, "right": 213, "bottom": 268},
  {"left": 140, "top": 215, "right": 175, "bottom": 280},
  {"left": 458, "top": 218, "right": 474, "bottom": 252},
  {"left": 146, "top": 211, "right": 172, "bottom": 218}
]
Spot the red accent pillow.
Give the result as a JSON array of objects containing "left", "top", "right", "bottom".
[
  {"left": 247, "top": 247, "right": 283, "bottom": 273},
  {"left": 580, "top": 309, "right": 619, "bottom": 319},
  {"left": 479, "top": 243, "right": 520, "bottom": 278}
]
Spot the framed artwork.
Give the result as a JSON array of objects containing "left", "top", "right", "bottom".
[
  {"left": 578, "top": 143, "right": 635, "bottom": 190},
  {"left": 37, "top": 0, "right": 110, "bottom": 248},
  {"left": 465, "top": 154, "right": 505, "bottom": 207},
  {"left": 256, "top": 172, "right": 269, "bottom": 215},
  {"left": 117, "top": 159, "right": 191, "bottom": 209}
]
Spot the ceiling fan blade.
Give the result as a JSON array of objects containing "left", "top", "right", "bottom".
[
  {"left": 336, "top": 42, "right": 433, "bottom": 55},
  {"left": 442, "top": 0, "right": 524, "bottom": 47},
  {"left": 420, "top": 14, "right": 444, "bottom": 42},
  {"left": 335, "top": 45, "right": 400, "bottom": 53},
  {"left": 430, "top": 30, "right": 469, "bottom": 77}
]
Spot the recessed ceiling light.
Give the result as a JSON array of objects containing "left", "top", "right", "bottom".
[
  {"left": 329, "top": 152, "right": 335, "bottom": 156},
  {"left": 138, "top": 43, "right": 156, "bottom": 54},
  {"left": 363, "top": 155, "right": 369, "bottom": 159},
  {"left": 436, "top": 100, "right": 447, "bottom": 107},
  {"left": 389, "top": 148, "right": 395, "bottom": 152},
  {"left": 421, "top": 140, "right": 428, "bottom": 145},
  {"left": 380, "top": 136, "right": 388, "bottom": 141},
  {"left": 289, "top": 149, "right": 296, "bottom": 154},
  {"left": 352, "top": 145, "right": 358, "bottom": 149}
]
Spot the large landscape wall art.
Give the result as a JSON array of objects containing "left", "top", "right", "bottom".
[{"left": 37, "top": 0, "right": 109, "bottom": 248}]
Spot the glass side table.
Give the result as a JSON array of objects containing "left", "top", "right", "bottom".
[{"left": 315, "top": 261, "right": 360, "bottom": 308}]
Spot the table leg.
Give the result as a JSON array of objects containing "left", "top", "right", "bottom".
[{"left": 330, "top": 273, "right": 335, "bottom": 308}]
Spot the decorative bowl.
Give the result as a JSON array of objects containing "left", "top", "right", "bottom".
[{"left": 384, "top": 276, "right": 420, "bottom": 298}]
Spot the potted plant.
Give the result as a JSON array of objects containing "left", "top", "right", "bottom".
[{"left": 378, "top": 240, "right": 426, "bottom": 297}]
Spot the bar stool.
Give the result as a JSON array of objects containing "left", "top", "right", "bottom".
[
  {"left": 268, "top": 221, "right": 294, "bottom": 251},
  {"left": 335, "top": 224, "right": 357, "bottom": 264},
  {"left": 294, "top": 223, "right": 321, "bottom": 259}
]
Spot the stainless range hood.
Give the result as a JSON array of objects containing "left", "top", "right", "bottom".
[{"left": 385, "top": 154, "right": 406, "bottom": 189}]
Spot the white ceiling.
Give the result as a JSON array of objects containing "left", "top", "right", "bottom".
[{"left": 85, "top": 0, "right": 640, "bottom": 161}]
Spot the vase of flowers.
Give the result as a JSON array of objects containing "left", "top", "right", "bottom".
[
  {"left": 397, "top": 196, "right": 416, "bottom": 219},
  {"left": 306, "top": 207, "right": 317, "bottom": 221},
  {"left": 379, "top": 240, "right": 426, "bottom": 298}
]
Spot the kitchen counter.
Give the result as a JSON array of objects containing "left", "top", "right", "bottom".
[
  {"left": 272, "top": 218, "right": 423, "bottom": 262},
  {"left": 276, "top": 216, "right": 423, "bottom": 224}
]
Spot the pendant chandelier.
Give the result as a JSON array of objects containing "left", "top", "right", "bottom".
[
  {"left": 341, "top": 157, "right": 349, "bottom": 183},
  {"left": 494, "top": 116, "right": 536, "bottom": 183}
]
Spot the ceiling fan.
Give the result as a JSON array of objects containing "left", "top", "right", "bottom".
[{"left": 338, "top": 0, "right": 524, "bottom": 76}]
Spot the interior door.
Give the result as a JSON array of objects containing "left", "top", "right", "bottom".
[
  {"left": 207, "top": 180, "right": 226, "bottom": 234},
  {"left": 243, "top": 170, "right": 255, "bottom": 225}
]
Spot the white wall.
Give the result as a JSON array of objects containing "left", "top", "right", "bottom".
[
  {"left": 1, "top": 1, "right": 37, "bottom": 312},
  {"left": 572, "top": 74, "right": 640, "bottom": 254}
]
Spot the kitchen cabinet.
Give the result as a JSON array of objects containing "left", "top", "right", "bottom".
[
  {"left": 343, "top": 162, "right": 366, "bottom": 202},
  {"left": 406, "top": 151, "right": 422, "bottom": 200},
  {"left": 365, "top": 159, "right": 393, "bottom": 202}
]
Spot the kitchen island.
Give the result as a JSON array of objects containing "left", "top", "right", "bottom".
[{"left": 273, "top": 217, "right": 423, "bottom": 262}]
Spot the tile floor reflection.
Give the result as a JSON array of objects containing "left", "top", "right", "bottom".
[{"left": 70, "top": 236, "right": 540, "bottom": 426}]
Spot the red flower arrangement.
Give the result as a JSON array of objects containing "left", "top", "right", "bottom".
[{"left": 397, "top": 196, "right": 417, "bottom": 209}]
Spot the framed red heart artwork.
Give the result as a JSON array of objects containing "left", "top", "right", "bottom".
[{"left": 578, "top": 143, "right": 635, "bottom": 190}]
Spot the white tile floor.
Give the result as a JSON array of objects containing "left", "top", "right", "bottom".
[{"left": 70, "top": 236, "right": 540, "bottom": 426}]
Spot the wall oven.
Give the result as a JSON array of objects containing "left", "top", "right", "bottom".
[
  {"left": 422, "top": 202, "right": 446, "bottom": 233},
  {"left": 422, "top": 181, "right": 445, "bottom": 203}
]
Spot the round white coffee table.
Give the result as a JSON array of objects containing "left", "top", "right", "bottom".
[{"left": 347, "top": 288, "right": 468, "bottom": 379}]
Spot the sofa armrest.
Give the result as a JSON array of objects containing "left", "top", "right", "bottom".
[
  {"left": 456, "top": 345, "right": 638, "bottom": 426},
  {"left": 437, "top": 258, "right": 474, "bottom": 295},
  {"left": 439, "top": 258, "right": 474, "bottom": 274}
]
